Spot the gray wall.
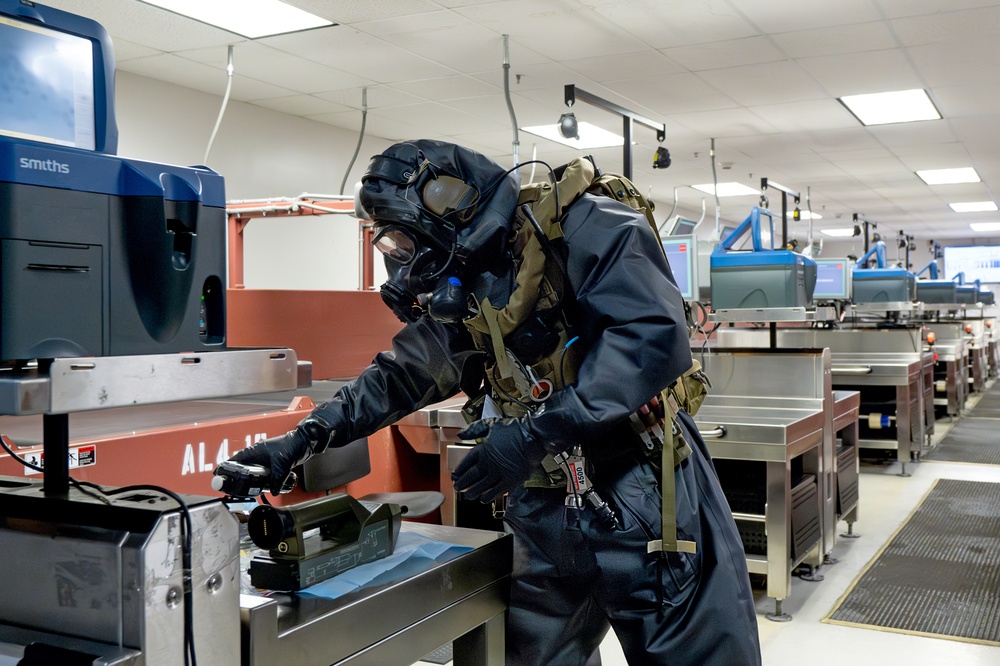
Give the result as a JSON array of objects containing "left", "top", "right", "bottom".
[{"left": 114, "top": 71, "right": 391, "bottom": 290}]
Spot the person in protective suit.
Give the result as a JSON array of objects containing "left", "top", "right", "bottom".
[{"left": 223, "top": 139, "right": 762, "bottom": 666}]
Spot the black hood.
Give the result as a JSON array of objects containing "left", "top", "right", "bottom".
[{"left": 359, "top": 140, "right": 519, "bottom": 269}]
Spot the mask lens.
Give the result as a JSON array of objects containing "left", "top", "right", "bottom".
[{"left": 373, "top": 227, "right": 416, "bottom": 263}]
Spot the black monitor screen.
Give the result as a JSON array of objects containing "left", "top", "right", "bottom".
[
  {"left": 0, "top": 15, "right": 95, "bottom": 150},
  {"left": 813, "top": 258, "right": 851, "bottom": 300},
  {"left": 662, "top": 235, "right": 696, "bottom": 299}
]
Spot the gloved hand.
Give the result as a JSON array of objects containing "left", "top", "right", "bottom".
[
  {"left": 452, "top": 417, "right": 546, "bottom": 502},
  {"left": 225, "top": 415, "right": 337, "bottom": 495}
]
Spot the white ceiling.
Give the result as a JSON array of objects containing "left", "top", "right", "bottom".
[{"left": 38, "top": 0, "right": 1000, "bottom": 242}]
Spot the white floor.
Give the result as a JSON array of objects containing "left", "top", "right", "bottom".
[{"left": 418, "top": 388, "right": 1000, "bottom": 666}]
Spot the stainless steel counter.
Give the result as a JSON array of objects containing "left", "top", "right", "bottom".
[
  {"left": 694, "top": 393, "right": 825, "bottom": 621},
  {"left": 717, "top": 328, "right": 926, "bottom": 473},
  {"left": 241, "top": 523, "right": 511, "bottom": 666}
]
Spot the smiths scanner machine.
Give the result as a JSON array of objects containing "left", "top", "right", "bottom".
[
  {"left": 0, "top": 2, "right": 242, "bottom": 664},
  {"left": 0, "top": 1, "right": 226, "bottom": 364}
]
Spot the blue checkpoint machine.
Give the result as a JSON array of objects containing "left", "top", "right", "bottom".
[
  {"left": 851, "top": 240, "right": 916, "bottom": 304},
  {"left": 0, "top": 0, "right": 227, "bottom": 365},
  {"left": 915, "top": 258, "right": 958, "bottom": 304},
  {"left": 710, "top": 206, "right": 817, "bottom": 310}
]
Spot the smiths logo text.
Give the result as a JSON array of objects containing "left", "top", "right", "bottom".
[{"left": 19, "top": 157, "right": 70, "bottom": 174}]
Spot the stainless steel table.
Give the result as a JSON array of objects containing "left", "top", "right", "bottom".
[
  {"left": 694, "top": 395, "right": 825, "bottom": 621},
  {"left": 240, "top": 523, "right": 511, "bottom": 666}
]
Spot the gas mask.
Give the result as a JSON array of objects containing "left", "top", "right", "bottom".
[
  {"left": 360, "top": 140, "right": 519, "bottom": 324},
  {"left": 373, "top": 224, "right": 469, "bottom": 324}
]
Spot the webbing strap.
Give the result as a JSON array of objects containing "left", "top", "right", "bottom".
[
  {"left": 647, "top": 391, "right": 697, "bottom": 555},
  {"left": 480, "top": 297, "right": 513, "bottom": 381}
]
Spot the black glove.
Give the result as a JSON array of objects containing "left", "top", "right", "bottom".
[
  {"left": 452, "top": 417, "right": 546, "bottom": 502},
  {"left": 226, "top": 416, "right": 336, "bottom": 495}
]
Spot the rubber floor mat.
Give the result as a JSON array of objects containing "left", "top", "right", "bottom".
[
  {"left": 968, "top": 388, "right": 1000, "bottom": 418},
  {"left": 824, "top": 478, "right": 1000, "bottom": 645},
  {"left": 924, "top": 419, "right": 1000, "bottom": 466}
]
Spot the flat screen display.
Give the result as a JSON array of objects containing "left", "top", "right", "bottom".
[
  {"left": 666, "top": 216, "right": 698, "bottom": 236},
  {"left": 662, "top": 234, "right": 697, "bottom": 299},
  {"left": 0, "top": 15, "right": 95, "bottom": 150},
  {"left": 944, "top": 245, "right": 1000, "bottom": 284},
  {"left": 813, "top": 258, "right": 852, "bottom": 300}
]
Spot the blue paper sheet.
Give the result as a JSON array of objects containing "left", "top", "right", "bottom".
[{"left": 296, "top": 531, "right": 473, "bottom": 600}]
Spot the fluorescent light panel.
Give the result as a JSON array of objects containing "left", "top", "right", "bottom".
[
  {"left": 917, "top": 167, "right": 981, "bottom": 185},
  {"left": 690, "top": 182, "right": 759, "bottom": 197},
  {"left": 139, "top": 0, "right": 333, "bottom": 39},
  {"left": 950, "top": 201, "right": 998, "bottom": 212},
  {"left": 521, "top": 122, "right": 624, "bottom": 149},
  {"left": 970, "top": 222, "right": 1000, "bottom": 232},
  {"left": 838, "top": 89, "right": 941, "bottom": 126},
  {"left": 820, "top": 228, "right": 856, "bottom": 237}
]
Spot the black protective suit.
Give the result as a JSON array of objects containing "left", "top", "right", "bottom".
[{"left": 228, "top": 140, "right": 761, "bottom": 666}]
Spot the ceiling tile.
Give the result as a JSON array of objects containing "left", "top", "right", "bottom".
[
  {"left": 797, "top": 49, "right": 922, "bottom": 96},
  {"left": 390, "top": 75, "right": 502, "bottom": 101},
  {"left": 354, "top": 11, "right": 541, "bottom": 73},
  {"left": 890, "top": 5, "right": 1000, "bottom": 46},
  {"left": 179, "top": 43, "right": 372, "bottom": 94},
  {"left": 697, "top": 61, "right": 828, "bottom": 106},
  {"left": 670, "top": 108, "right": 781, "bottom": 138},
  {"left": 315, "top": 86, "right": 425, "bottom": 109},
  {"left": 261, "top": 26, "right": 457, "bottom": 83},
  {"left": 604, "top": 73, "right": 740, "bottom": 115},
  {"left": 908, "top": 41, "right": 1000, "bottom": 86},
  {"left": 662, "top": 36, "right": 785, "bottom": 71},
  {"left": 564, "top": 51, "right": 686, "bottom": 82},
  {"left": 727, "top": 0, "right": 883, "bottom": 32},
  {"left": 770, "top": 22, "right": 898, "bottom": 58},
  {"left": 451, "top": 0, "right": 649, "bottom": 61},
  {"left": 587, "top": 0, "right": 760, "bottom": 48},
  {"left": 876, "top": 0, "right": 1000, "bottom": 19},
  {"left": 749, "top": 100, "right": 859, "bottom": 132}
]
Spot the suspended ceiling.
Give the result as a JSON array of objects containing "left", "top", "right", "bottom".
[{"left": 37, "top": 0, "right": 1000, "bottom": 242}]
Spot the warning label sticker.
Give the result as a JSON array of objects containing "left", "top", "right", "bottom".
[{"left": 22, "top": 444, "right": 97, "bottom": 476}]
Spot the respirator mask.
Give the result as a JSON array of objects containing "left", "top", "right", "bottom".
[{"left": 374, "top": 225, "right": 468, "bottom": 324}]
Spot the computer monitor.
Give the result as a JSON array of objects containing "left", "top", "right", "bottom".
[
  {"left": 812, "top": 258, "right": 852, "bottom": 300},
  {"left": 0, "top": 1, "right": 118, "bottom": 153},
  {"left": 661, "top": 234, "right": 698, "bottom": 300},
  {"left": 665, "top": 216, "right": 699, "bottom": 236}
]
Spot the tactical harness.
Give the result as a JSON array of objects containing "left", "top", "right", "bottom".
[{"left": 462, "top": 157, "right": 709, "bottom": 554}]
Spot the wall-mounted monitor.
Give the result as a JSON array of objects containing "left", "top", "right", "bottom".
[
  {"left": 944, "top": 245, "right": 1000, "bottom": 284},
  {"left": 812, "top": 258, "right": 852, "bottom": 300},
  {"left": 661, "top": 234, "right": 698, "bottom": 300},
  {"left": 0, "top": 1, "right": 118, "bottom": 153},
  {"left": 665, "top": 216, "right": 699, "bottom": 236}
]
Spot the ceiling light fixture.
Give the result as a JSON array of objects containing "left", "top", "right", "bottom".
[
  {"left": 690, "top": 182, "right": 760, "bottom": 197},
  {"left": 820, "top": 228, "right": 857, "bottom": 237},
  {"left": 788, "top": 210, "right": 822, "bottom": 220},
  {"left": 950, "top": 201, "right": 998, "bottom": 213},
  {"left": 838, "top": 89, "right": 941, "bottom": 126},
  {"left": 916, "top": 167, "right": 981, "bottom": 185},
  {"left": 139, "top": 0, "right": 333, "bottom": 39},
  {"left": 970, "top": 222, "right": 1000, "bottom": 232},
  {"left": 521, "top": 122, "right": 624, "bottom": 150}
]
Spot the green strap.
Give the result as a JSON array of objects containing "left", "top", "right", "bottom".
[
  {"left": 648, "top": 392, "right": 697, "bottom": 555},
  {"left": 480, "top": 297, "right": 514, "bottom": 381}
]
